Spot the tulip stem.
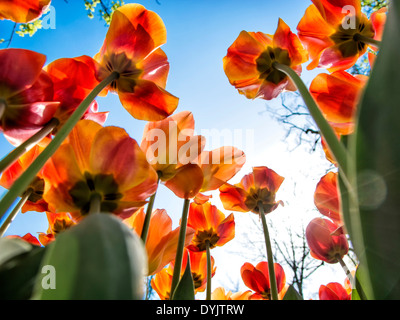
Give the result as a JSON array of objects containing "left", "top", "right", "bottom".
[
  {"left": 89, "top": 193, "right": 102, "bottom": 215},
  {"left": 259, "top": 203, "right": 279, "bottom": 301},
  {"left": 273, "top": 62, "right": 349, "bottom": 175},
  {"left": 170, "top": 198, "right": 191, "bottom": 298},
  {"left": 140, "top": 176, "right": 160, "bottom": 243},
  {"left": 0, "top": 71, "right": 119, "bottom": 224},
  {"left": 337, "top": 255, "right": 355, "bottom": 289},
  {"left": 0, "top": 117, "right": 60, "bottom": 174},
  {"left": 354, "top": 33, "right": 381, "bottom": 48},
  {"left": 206, "top": 240, "right": 212, "bottom": 300},
  {"left": 0, "top": 188, "right": 32, "bottom": 237}
]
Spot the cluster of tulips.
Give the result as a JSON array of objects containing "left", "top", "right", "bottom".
[{"left": 0, "top": 0, "right": 398, "bottom": 300}]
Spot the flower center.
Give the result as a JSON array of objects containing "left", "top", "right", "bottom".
[
  {"left": 192, "top": 228, "right": 220, "bottom": 251},
  {"left": 256, "top": 47, "right": 291, "bottom": 85},
  {"left": 26, "top": 176, "right": 46, "bottom": 203},
  {"left": 330, "top": 16, "right": 375, "bottom": 58},
  {"left": 192, "top": 272, "right": 204, "bottom": 290},
  {"left": 69, "top": 172, "right": 123, "bottom": 215},
  {"left": 245, "top": 188, "right": 276, "bottom": 214},
  {"left": 99, "top": 52, "right": 142, "bottom": 92}
]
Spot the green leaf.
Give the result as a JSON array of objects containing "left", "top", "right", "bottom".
[
  {"left": 0, "top": 240, "right": 46, "bottom": 300},
  {"left": 344, "top": 0, "right": 400, "bottom": 299},
  {"left": 283, "top": 285, "right": 303, "bottom": 300},
  {"left": 32, "top": 213, "right": 147, "bottom": 300},
  {"left": 0, "top": 238, "right": 33, "bottom": 265},
  {"left": 351, "top": 263, "right": 373, "bottom": 300},
  {"left": 171, "top": 252, "right": 195, "bottom": 300}
]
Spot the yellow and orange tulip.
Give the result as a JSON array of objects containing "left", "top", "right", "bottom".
[
  {"left": 124, "top": 207, "right": 195, "bottom": 276},
  {"left": 219, "top": 166, "right": 284, "bottom": 214},
  {"left": 41, "top": 119, "right": 158, "bottom": 221},
  {"left": 186, "top": 202, "right": 235, "bottom": 252}
]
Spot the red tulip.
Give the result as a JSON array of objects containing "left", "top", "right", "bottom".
[
  {"left": 319, "top": 282, "right": 351, "bottom": 300},
  {"left": 93, "top": 3, "right": 179, "bottom": 121},
  {"left": 297, "top": 0, "right": 387, "bottom": 72},
  {"left": 223, "top": 18, "right": 308, "bottom": 100},
  {"left": 241, "top": 261, "right": 288, "bottom": 300},
  {"left": 306, "top": 217, "right": 349, "bottom": 264},
  {"left": 0, "top": 49, "right": 59, "bottom": 145}
]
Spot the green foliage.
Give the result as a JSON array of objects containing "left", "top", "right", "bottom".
[
  {"left": 84, "top": 0, "right": 125, "bottom": 25},
  {"left": 15, "top": 20, "right": 43, "bottom": 37},
  {"left": 343, "top": 0, "right": 400, "bottom": 299},
  {"left": 0, "top": 239, "right": 46, "bottom": 300},
  {"left": 361, "top": 0, "right": 388, "bottom": 11},
  {"left": 171, "top": 253, "right": 195, "bottom": 300},
  {"left": 32, "top": 213, "right": 148, "bottom": 300}
]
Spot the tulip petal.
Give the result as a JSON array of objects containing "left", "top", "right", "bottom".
[
  {"left": 0, "top": 49, "right": 47, "bottom": 96},
  {"left": 164, "top": 164, "right": 204, "bottom": 199},
  {"left": 0, "top": 0, "right": 51, "bottom": 23},
  {"left": 118, "top": 79, "right": 179, "bottom": 121}
]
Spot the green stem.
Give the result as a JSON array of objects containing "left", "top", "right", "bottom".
[
  {"left": 354, "top": 33, "right": 381, "bottom": 48},
  {"left": 0, "top": 188, "right": 33, "bottom": 237},
  {"left": 89, "top": 193, "right": 102, "bottom": 215},
  {"left": 0, "top": 117, "right": 60, "bottom": 174},
  {"left": 0, "top": 71, "right": 119, "bottom": 224},
  {"left": 259, "top": 203, "right": 279, "bottom": 301},
  {"left": 170, "top": 198, "right": 191, "bottom": 297},
  {"left": 337, "top": 255, "right": 355, "bottom": 290},
  {"left": 206, "top": 240, "right": 212, "bottom": 300},
  {"left": 140, "top": 177, "right": 160, "bottom": 243},
  {"left": 273, "top": 62, "right": 349, "bottom": 174}
]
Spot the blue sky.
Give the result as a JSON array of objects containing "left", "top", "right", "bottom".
[{"left": 0, "top": 0, "right": 348, "bottom": 299}]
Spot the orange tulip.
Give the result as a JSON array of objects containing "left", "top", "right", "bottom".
[
  {"left": 0, "top": 138, "right": 50, "bottom": 213},
  {"left": 38, "top": 211, "right": 76, "bottom": 246},
  {"left": 169, "top": 248, "right": 216, "bottom": 293},
  {"left": 314, "top": 171, "right": 343, "bottom": 226},
  {"left": 319, "top": 282, "right": 351, "bottom": 300},
  {"left": 240, "top": 261, "right": 288, "bottom": 300},
  {"left": 164, "top": 146, "right": 246, "bottom": 200},
  {"left": 211, "top": 287, "right": 252, "bottom": 300},
  {"left": 151, "top": 267, "right": 172, "bottom": 300},
  {"left": 306, "top": 217, "right": 349, "bottom": 264},
  {"left": 223, "top": 18, "right": 308, "bottom": 100},
  {"left": 196, "top": 146, "right": 246, "bottom": 192},
  {"left": 297, "top": 0, "right": 387, "bottom": 72},
  {"left": 0, "top": 0, "right": 51, "bottom": 23},
  {"left": 186, "top": 250, "right": 216, "bottom": 293},
  {"left": 310, "top": 71, "right": 368, "bottom": 131},
  {"left": 186, "top": 202, "right": 235, "bottom": 252},
  {"left": 140, "top": 111, "right": 205, "bottom": 181},
  {"left": 0, "top": 49, "right": 59, "bottom": 145},
  {"left": 164, "top": 163, "right": 205, "bottom": 199},
  {"left": 7, "top": 233, "right": 42, "bottom": 246},
  {"left": 93, "top": 3, "right": 179, "bottom": 121},
  {"left": 41, "top": 119, "right": 158, "bottom": 221},
  {"left": 45, "top": 56, "right": 108, "bottom": 130},
  {"left": 124, "top": 207, "right": 195, "bottom": 276},
  {"left": 219, "top": 166, "right": 284, "bottom": 215}
]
